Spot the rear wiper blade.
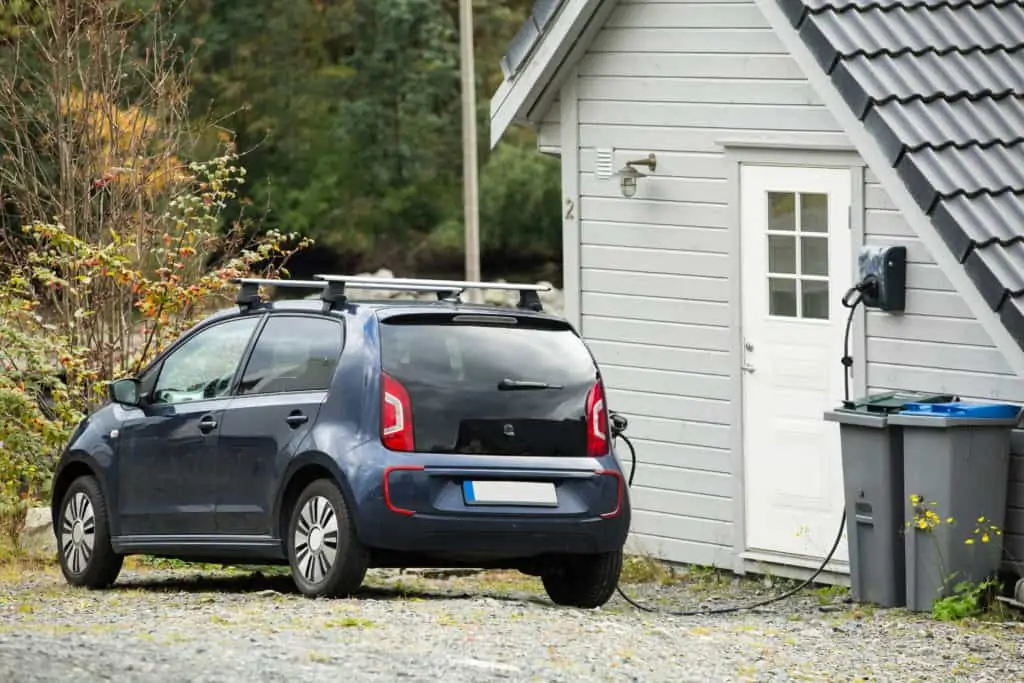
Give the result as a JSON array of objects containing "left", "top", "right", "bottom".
[{"left": 498, "top": 378, "right": 564, "bottom": 391}]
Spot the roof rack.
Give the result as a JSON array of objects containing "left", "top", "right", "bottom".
[
  {"left": 315, "top": 274, "right": 550, "bottom": 312},
  {"left": 229, "top": 275, "right": 551, "bottom": 313},
  {"left": 230, "top": 278, "right": 325, "bottom": 310}
]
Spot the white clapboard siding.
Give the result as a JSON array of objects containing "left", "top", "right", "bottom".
[
  {"left": 863, "top": 172, "right": 1024, "bottom": 567},
  {"left": 571, "top": 0, "right": 843, "bottom": 568},
  {"left": 556, "top": 0, "right": 1024, "bottom": 570}
]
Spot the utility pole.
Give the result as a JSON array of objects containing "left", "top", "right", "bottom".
[{"left": 459, "top": 0, "right": 481, "bottom": 296}]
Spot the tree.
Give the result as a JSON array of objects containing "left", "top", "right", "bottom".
[{"left": 0, "top": 1, "right": 310, "bottom": 538}]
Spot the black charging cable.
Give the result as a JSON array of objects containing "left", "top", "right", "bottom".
[
  {"left": 610, "top": 287, "right": 869, "bottom": 616},
  {"left": 840, "top": 277, "right": 875, "bottom": 406}
]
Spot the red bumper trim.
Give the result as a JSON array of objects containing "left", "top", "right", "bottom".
[
  {"left": 383, "top": 465, "right": 425, "bottom": 516},
  {"left": 596, "top": 469, "right": 624, "bottom": 519}
]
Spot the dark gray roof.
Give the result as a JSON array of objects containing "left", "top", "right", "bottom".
[
  {"left": 777, "top": 0, "right": 1024, "bottom": 348},
  {"left": 499, "top": 0, "right": 567, "bottom": 80}
]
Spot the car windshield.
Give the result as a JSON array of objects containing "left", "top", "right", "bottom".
[{"left": 379, "top": 315, "right": 599, "bottom": 457}]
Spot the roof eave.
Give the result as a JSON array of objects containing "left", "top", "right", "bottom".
[
  {"left": 488, "top": 0, "right": 605, "bottom": 149},
  {"left": 754, "top": 0, "right": 1024, "bottom": 378}
]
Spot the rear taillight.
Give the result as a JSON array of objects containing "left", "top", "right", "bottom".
[
  {"left": 381, "top": 372, "right": 414, "bottom": 452},
  {"left": 586, "top": 380, "right": 608, "bottom": 457}
]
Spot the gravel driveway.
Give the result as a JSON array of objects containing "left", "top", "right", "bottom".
[{"left": 0, "top": 562, "right": 1021, "bottom": 682}]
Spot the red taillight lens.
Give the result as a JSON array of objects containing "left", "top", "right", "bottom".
[
  {"left": 381, "top": 372, "right": 414, "bottom": 452},
  {"left": 586, "top": 380, "right": 608, "bottom": 457}
]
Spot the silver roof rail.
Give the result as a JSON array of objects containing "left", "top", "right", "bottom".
[
  {"left": 230, "top": 276, "right": 550, "bottom": 312},
  {"left": 315, "top": 274, "right": 550, "bottom": 312}
]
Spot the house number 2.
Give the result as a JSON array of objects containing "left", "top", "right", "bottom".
[{"left": 564, "top": 198, "right": 575, "bottom": 220}]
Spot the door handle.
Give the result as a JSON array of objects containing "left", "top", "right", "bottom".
[
  {"left": 198, "top": 415, "right": 218, "bottom": 433},
  {"left": 286, "top": 411, "right": 308, "bottom": 428},
  {"left": 741, "top": 339, "right": 756, "bottom": 374}
]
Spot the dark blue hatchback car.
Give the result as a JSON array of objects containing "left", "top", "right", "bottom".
[{"left": 50, "top": 275, "right": 630, "bottom": 607}]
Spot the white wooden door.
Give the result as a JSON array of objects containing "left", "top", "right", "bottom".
[{"left": 740, "top": 165, "right": 852, "bottom": 564}]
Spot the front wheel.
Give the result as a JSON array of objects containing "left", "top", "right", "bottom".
[
  {"left": 286, "top": 478, "right": 369, "bottom": 598},
  {"left": 541, "top": 550, "right": 623, "bottom": 608},
  {"left": 57, "top": 476, "right": 123, "bottom": 589}
]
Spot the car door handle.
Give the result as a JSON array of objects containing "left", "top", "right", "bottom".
[
  {"left": 286, "top": 411, "right": 308, "bottom": 428},
  {"left": 198, "top": 416, "right": 218, "bottom": 433}
]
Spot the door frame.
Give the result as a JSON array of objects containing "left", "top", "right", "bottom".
[{"left": 721, "top": 141, "right": 866, "bottom": 576}]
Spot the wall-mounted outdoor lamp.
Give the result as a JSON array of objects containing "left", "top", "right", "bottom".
[{"left": 617, "top": 153, "right": 657, "bottom": 198}]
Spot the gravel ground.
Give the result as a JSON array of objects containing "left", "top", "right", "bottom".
[{"left": 0, "top": 562, "right": 1022, "bottom": 682}]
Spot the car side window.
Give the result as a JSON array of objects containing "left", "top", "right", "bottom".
[
  {"left": 236, "top": 316, "right": 343, "bottom": 396},
  {"left": 151, "top": 317, "right": 261, "bottom": 405}
]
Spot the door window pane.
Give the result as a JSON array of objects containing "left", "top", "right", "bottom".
[
  {"left": 801, "top": 236, "right": 828, "bottom": 277},
  {"left": 800, "top": 193, "right": 828, "bottom": 233},
  {"left": 802, "top": 280, "right": 830, "bottom": 320},
  {"left": 238, "top": 316, "right": 343, "bottom": 395},
  {"left": 768, "top": 192, "right": 796, "bottom": 231},
  {"left": 768, "top": 278, "right": 797, "bottom": 317},
  {"left": 153, "top": 317, "right": 260, "bottom": 404},
  {"left": 768, "top": 235, "right": 796, "bottom": 274}
]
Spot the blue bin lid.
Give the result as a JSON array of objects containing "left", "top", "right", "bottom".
[{"left": 898, "top": 401, "right": 1021, "bottom": 419}]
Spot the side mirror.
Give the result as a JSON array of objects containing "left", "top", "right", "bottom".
[{"left": 108, "top": 378, "right": 141, "bottom": 407}]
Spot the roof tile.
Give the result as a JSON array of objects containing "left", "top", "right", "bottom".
[
  {"left": 807, "top": 5, "right": 1024, "bottom": 57},
  {"left": 872, "top": 97, "right": 1024, "bottom": 150},
  {"left": 901, "top": 144, "right": 1024, "bottom": 199},
  {"left": 965, "top": 241, "right": 1024, "bottom": 309},
  {"left": 841, "top": 50, "right": 1024, "bottom": 102},
  {"left": 781, "top": 0, "right": 1024, "bottom": 352},
  {"left": 934, "top": 193, "right": 1024, "bottom": 249}
]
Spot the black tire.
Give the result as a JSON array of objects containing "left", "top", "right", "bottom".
[
  {"left": 57, "top": 476, "right": 123, "bottom": 589},
  {"left": 541, "top": 549, "right": 623, "bottom": 608},
  {"left": 286, "top": 478, "right": 368, "bottom": 598}
]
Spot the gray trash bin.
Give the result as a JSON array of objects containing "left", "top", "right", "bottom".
[
  {"left": 888, "top": 401, "right": 1022, "bottom": 613},
  {"left": 825, "top": 391, "right": 954, "bottom": 608}
]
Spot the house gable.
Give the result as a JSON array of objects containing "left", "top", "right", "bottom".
[
  {"left": 765, "top": 0, "right": 1024, "bottom": 367},
  {"left": 489, "top": 0, "right": 610, "bottom": 148}
]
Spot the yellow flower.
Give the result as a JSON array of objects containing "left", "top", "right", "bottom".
[
  {"left": 981, "top": 534, "right": 990, "bottom": 543},
  {"left": 910, "top": 494, "right": 921, "bottom": 505},
  {"left": 945, "top": 517, "right": 954, "bottom": 524},
  {"left": 978, "top": 516, "right": 986, "bottom": 523},
  {"left": 965, "top": 538, "right": 975, "bottom": 545},
  {"left": 916, "top": 519, "right": 928, "bottom": 530}
]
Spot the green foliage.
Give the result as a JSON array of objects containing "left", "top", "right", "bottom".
[
  {"left": 907, "top": 495, "right": 1008, "bottom": 621},
  {"left": 429, "top": 143, "right": 561, "bottom": 257},
  {"left": 0, "top": 154, "right": 309, "bottom": 544},
  {"left": 172, "top": 0, "right": 557, "bottom": 272},
  {"left": 932, "top": 578, "right": 998, "bottom": 622}
]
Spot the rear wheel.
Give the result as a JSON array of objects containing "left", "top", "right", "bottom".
[
  {"left": 57, "top": 476, "right": 123, "bottom": 589},
  {"left": 286, "top": 478, "right": 368, "bottom": 598},
  {"left": 541, "top": 549, "right": 623, "bottom": 608}
]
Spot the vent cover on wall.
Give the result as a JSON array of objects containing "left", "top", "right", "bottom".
[{"left": 596, "top": 149, "right": 615, "bottom": 179}]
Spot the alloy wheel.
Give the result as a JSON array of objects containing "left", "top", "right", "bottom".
[
  {"left": 293, "top": 495, "right": 340, "bottom": 585},
  {"left": 61, "top": 491, "right": 96, "bottom": 575}
]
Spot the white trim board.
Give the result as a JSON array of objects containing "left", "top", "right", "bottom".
[
  {"left": 559, "top": 70, "right": 582, "bottom": 332},
  {"left": 753, "top": 0, "right": 1024, "bottom": 379}
]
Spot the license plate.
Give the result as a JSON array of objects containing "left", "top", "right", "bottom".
[{"left": 462, "top": 480, "right": 557, "bottom": 507}]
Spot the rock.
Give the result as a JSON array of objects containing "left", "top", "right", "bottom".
[{"left": 18, "top": 505, "right": 57, "bottom": 559}]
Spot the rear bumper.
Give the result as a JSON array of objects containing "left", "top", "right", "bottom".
[{"left": 350, "top": 450, "right": 631, "bottom": 559}]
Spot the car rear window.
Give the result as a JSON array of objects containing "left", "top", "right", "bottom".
[{"left": 379, "top": 314, "right": 599, "bottom": 457}]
